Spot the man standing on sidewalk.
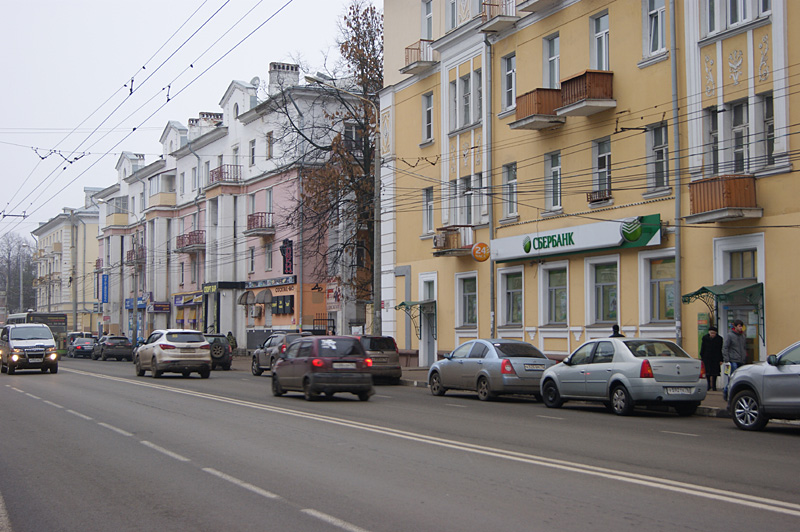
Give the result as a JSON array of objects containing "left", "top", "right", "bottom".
[{"left": 722, "top": 319, "right": 747, "bottom": 400}]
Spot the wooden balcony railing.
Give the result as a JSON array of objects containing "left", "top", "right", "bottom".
[
  {"left": 405, "top": 39, "right": 434, "bottom": 66},
  {"left": 432, "top": 225, "right": 474, "bottom": 256},
  {"left": 482, "top": 0, "right": 516, "bottom": 21},
  {"left": 209, "top": 164, "right": 242, "bottom": 184},
  {"left": 516, "top": 88, "right": 562, "bottom": 119},
  {"left": 560, "top": 70, "right": 614, "bottom": 107},
  {"left": 176, "top": 230, "right": 205, "bottom": 250},
  {"left": 689, "top": 174, "right": 757, "bottom": 214}
]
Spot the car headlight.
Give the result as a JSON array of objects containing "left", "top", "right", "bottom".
[
  {"left": 46, "top": 347, "right": 57, "bottom": 354},
  {"left": 49, "top": 353, "right": 58, "bottom": 361},
  {"left": 11, "top": 355, "right": 19, "bottom": 362}
]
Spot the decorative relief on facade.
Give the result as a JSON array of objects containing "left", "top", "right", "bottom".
[
  {"left": 458, "top": 0, "right": 471, "bottom": 25},
  {"left": 380, "top": 110, "right": 391, "bottom": 155},
  {"left": 704, "top": 55, "right": 715, "bottom": 96},
  {"left": 728, "top": 49, "right": 744, "bottom": 85},
  {"left": 450, "top": 139, "right": 457, "bottom": 174},
  {"left": 759, "top": 34, "right": 770, "bottom": 81},
  {"left": 474, "top": 133, "right": 482, "bottom": 166},
  {"left": 462, "top": 146, "right": 470, "bottom": 169}
]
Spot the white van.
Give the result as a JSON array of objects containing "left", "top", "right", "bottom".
[{"left": 0, "top": 323, "right": 59, "bottom": 375}]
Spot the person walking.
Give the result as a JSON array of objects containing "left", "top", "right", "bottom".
[
  {"left": 699, "top": 325, "right": 723, "bottom": 391},
  {"left": 722, "top": 319, "right": 747, "bottom": 400},
  {"left": 226, "top": 331, "right": 238, "bottom": 352},
  {"left": 610, "top": 324, "right": 625, "bottom": 337}
]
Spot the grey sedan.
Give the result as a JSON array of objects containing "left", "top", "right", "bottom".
[
  {"left": 540, "top": 338, "right": 707, "bottom": 416},
  {"left": 427, "top": 339, "right": 557, "bottom": 401},
  {"left": 728, "top": 341, "right": 800, "bottom": 431}
]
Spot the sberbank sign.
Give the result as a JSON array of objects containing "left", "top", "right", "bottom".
[{"left": 490, "top": 214, "right": 662, "bottom": 262}]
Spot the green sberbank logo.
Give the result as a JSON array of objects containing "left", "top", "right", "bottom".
[
  {"left": 522, "top": 231, "right": 575, "bottom": 254},
  {"left": 620, "top": 217, "right": 643, "bottom": 243}
]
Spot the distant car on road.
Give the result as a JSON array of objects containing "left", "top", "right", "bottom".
[
  {"left": 68, "top": 337, "right": 96, "bottom": 358},
  {"left": 271, "top": 336, "right": 374, "bottom": 401},
  {"left": 251, "top": 331, "right": 312, "bottom": 376},
  {"left": 728, "top": 341, "right": 800, "bottom": 430},
  {"left": 0, "top": 323, "right": 59, "bottom": 375},
  {"left": 204, "top": 334, "right": 233, "bottom": 370},
  {"left": 427, "top": 339, "right": 557, "bottom": 401},
  {"left": 93, "top": 336, "right": 134, "bottom": 361},
  {"left": 134, "top": 329, "right": 211, "bottom": 378},
  {"left": 540, "top": 338, "right": 707, "bottom": 416},
  {"left": 357, "top": 335, "right": 402, "bottom": 384}
]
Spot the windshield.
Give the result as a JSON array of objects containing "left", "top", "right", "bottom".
[
  {"left": 165, "top": 332, "right": 205, "bottom": 343},
  {"left": 319, "top": 338, "right": 365, "bottom": 357},
  {"left": 361, "top": 337, "right": 397, "bottom": 351},
  {"left": 10, "top": 327, "right": 53, "bottom": 341},
  {"left": 494, "top": 342, "right": 547, "bottom": 359},
  {"left": 75, "top": 339, "right": 94, "bottom": 345},
  {"left": 623, "top": 340, "right": 690, "bottom": 358}
]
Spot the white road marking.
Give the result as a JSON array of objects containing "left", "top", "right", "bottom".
[
  {"left": 42, "top": 400, "right": 63, "bottom": 409},
  {"left": 97, "top": 422, "right": 133, "bottom": 437},
  {"left": 445, "top": 403, "right": 467, "bottom": 408},
  {"left": 536, "top": 415, "right": 564, "bottom": 420},
  {"left": 374, "top": 394, "right": 392, "bottom": 399},
  {"left": 301, "top": 509, "right": 372, "bottom": 532},
  {"left": 203, "top": 468, "right": 281, "bottom": 499},
  {"left": 661, "top": 430, "right": 699, "bottom": 437},
  {"left": 140, "top": 440, "right": 190, "bottom": 462},
  {"left": 67, "top": 410, "right": 93, "bottom": 421},
  {"left": 61, "top": 367, "right": 800, "bottom": 518},
  {"left": 25, "top": 393, "right": 41, "bottom": 399}
]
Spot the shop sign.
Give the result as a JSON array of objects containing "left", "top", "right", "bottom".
[
  {"left": 148, "top": 302, "right": 171, "bottom": 313},
  {"left": 471, "top": 242, "right": 490, "bottom": 262},
  {"left": 246, "top": 275, "right": 297, "bottom": 289},
  {"left": 491, "top": 214, "right": 662, "bottom": 262}
]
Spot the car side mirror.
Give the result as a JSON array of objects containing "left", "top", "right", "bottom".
[
  {"left": 767, "top": 354, "right": 778, "bottom": 366},
  {"left": 562, "top": 357, "right": 572, "bottom": 366}
]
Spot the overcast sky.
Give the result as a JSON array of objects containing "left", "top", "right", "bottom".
[{"left": 0, "top": 0, "right": 381, "bottom": 241}]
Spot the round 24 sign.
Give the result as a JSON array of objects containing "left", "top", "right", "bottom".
[{"left": 472, "top": 242, "right": 490, "bottom": 262}]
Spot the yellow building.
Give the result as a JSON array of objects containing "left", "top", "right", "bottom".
[{"left": 381, "top": 0, "right": 797, "bottom": 366}]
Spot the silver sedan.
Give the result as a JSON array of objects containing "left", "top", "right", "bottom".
[
  {"left": 540, "top": 338, "right": 707, "bottom": 416},
  {"left": 427, "top": 339, "right": 557, "bottom": 401}
]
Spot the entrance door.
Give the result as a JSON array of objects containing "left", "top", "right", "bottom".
[
  {"left": 421, "top": 309, "right": 436, "bottom": 367},
  {"left": 724, "top": 306, "right": 759, "bottom": 363}
]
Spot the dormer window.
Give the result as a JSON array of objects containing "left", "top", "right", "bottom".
[{"left": 234, "top": 103, "right": 239, "bottom": 117}]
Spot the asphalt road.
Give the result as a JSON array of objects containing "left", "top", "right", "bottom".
[{"left": 1, "top": 357, "right": 798, "bottom": 531}]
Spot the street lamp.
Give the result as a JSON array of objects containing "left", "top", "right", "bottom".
[
  {"left": 19, "top": 243, "right": 30, "bottom": 311},
  {"left": 305, "top": 74, "right": 382, "bottom": 335}
]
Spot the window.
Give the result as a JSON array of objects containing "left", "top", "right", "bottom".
[
  {"left": 731, "top": 100, "right": 749, "bottom": 173},
  {"left": 545, "top": 35, "right": 560, "bottom": 89},
  {"left": 649, "top": 123, "right": 669, "bottom": 188},
  {"left": 449, "top": 80, "right": 457, "bottom": 130},
  {"left": 423, "top": 187, "right": 434, "bottom": 233},
  {"left": 649, "top": 257, "right": 675, "bottom": 322},
  {"left": 249, "top": 139, "right": 256, "bottom": 166},
  {"left": 707, "top": 0, "right": 717, "bottom": 33},
  {"left": 266, "top": 131, "right": 274, "bottom": 159},
  {"left": 730, "top": 249, "right": 757, "bottom": 279},
  {"left": 265, "top": 242, "right": 273, "bottom": 271},
  {"left": 502, "top": 163, "right": 517, "bottom": 217},
  {"left": 647, "top": 0, "right": 666, "bottom": 55},
  {"left": 593, "top": 262, "right": 618, "bottom": 323},
  {"left": 460, "top": 176, "right": 473, "bottom": 225},
  {"left": 763, "top": 94, "right": 775, "bottom": 166},
  {"left": 265, "top": 187, "right": 273, "bottom": 214},
  {"left": 448, "top": 0, "right": 457, "bottom": 30},
  {"left": 593, "top": 13, "right": 610, "bottom": 70},
  {"left": 190, "top": 257, "right": 197, "bottom": 283},
  {"left": 728, "top": 0, "right": 748, "bottom": 25},
  {"left": 547, "top": 269, "right": 567, "bottom": 324},
  {"left": 344, "top": 123, "right": 362, "bottom": 151},
  {"left": 760, "top": 0, "right": 771, "bottom": 14},
  {"left": 595, "top": 138, "right": 611, "bottom": 193},
  {"left": 422, "top": 0, "right": 433, "bottom": 39},
  {"left": 180, "top": 172, "right": 185, "bottom": 195},
  {"left": 502, "top": 54, "right": 516, "bottom": 110},
  {"left": 423, "top": 279, "right": 435, "bottom": 300},
  {"left": 545, "top": 151, "right": 561, "bottom": 210},
  {"left": 458, "top": 275, "right": 477, "bottom": 326},
  {"left": 707, "top": 107, "right": 720, "bottom": 175},
  {"left": 192, "top": 167, "right": 198, "bottom": 190},
  {"left": 139, "top": 190, "right": 145, "bottom": 212},
  {"left": 249, "top": 247, "right": 255, "bottom": 272},
  {"left": 423, "top": 92, "right": 433, "bottom": 141},
  {"left": 204, "top": 161, "right": 210, "bottom": 185},
  {"left": 461, "top": 75, "right": 471, "bottom": 125},
  {"left": 474, "top": 69, "right": 482, "bottom": 119},
  {"left": 180, "top": 263, "right": 184, "bottom": 285},
  {"left": 502, "top": 271, "right": 523, "bottom": 326},
  {"left": 449, "top": 179, "right": 458, "bottom": 223}
]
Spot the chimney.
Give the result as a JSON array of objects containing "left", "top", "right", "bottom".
[{"left": 268, "top": 62, "right": 300, "bottom": 96}]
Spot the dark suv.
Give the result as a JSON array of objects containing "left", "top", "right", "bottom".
[
  {"left": 358, "top": 336, "right": 402, "bottom": 384},
  {"left": 204, "top": 334, "right": 233, "bottom": 370},
  {"left": 251, "top": 331, "right": 312, "bottom": 376},
  {"left": 93, "top": 336, "right": 134, "bottom": 361}
]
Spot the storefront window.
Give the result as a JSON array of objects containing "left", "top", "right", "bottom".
[
  {"left": 649, "top": 258, "right": 675, "bottom": 321},
  {"left": 548, "top": 269, "right": 567, "bottom": 324},
  {"left": 594, "top": 263, "right": 617, "bottom": 322},
  {"left": 730, "top": 250, "right": 757, "bottom": 279},
  {"left": 505, "top": 272, "right": 523, "bottom": 325},
  {"left": 461, "top": 277, "right": 477, "bottom": 326}
]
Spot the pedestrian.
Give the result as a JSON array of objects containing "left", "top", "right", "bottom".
[
  {"left": 722, "top": 319, "right": 747, "bottom": 400},
  {"left": 226, "top": 331, "right": 238, "bottom": 351},
  {"left": 610, "top": 324, "right": 625, "bottom": 337},
  {"left": 699, "top": 325, "right": 723, "bottom": 391}
]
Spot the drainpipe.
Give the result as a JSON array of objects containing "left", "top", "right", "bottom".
[
  {"left": 670, "top": 0, "right": 682, "bottom": 346},
  {"left": 485, "top": 35, "right": 496, "bottom": 338},
  {"left": 287, "top": 92, "right": 305, "bottom": 330}
]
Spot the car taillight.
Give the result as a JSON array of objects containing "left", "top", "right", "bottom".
[
  {"left": 640, "top": 359, "right": 654, "bottom": 378},
  {"left": 159, "top": 344, "right": 176, "bottom": 350},
  {"left": 312, "top": 358, "right": 324, "bottom": 367},
  {"left": 200, "top": 344, "right": 210, "bottom": 350},
  {"left": 501, "top": 359, "right": 516, "bottom": 375},
  {"left": 281, "top": 344, "right": 287, "bottom": 353},
  {"left": 364, "top": 358, "right": 373, "bottom": 367},
  {"left": 700, "top": 361, "right": 706, "bottom": 379}
]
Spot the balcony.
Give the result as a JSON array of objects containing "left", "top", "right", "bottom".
[
  {"left": 685, "top": 174, "right": 762, "bottom": 224},
  {"left": 518, "top": 0, "right": 561, "bottom": 12},
  {"left": 209, "top": 164, "right": 242, "bottom": 184},
  {"left": 95, "top": 259, "right": 103, "bottom": 271},
  {"left": 126, "top": 246, "right": 146, "bottom": 264},
  {"left": 176, "top": 230, "right": 206, "bottom": 253},
  {"left": 556, "top": 70, "right": 616, "bottom": 117},
  {"left": 587, "top": 188, "right": 613, "bottom": 204},
  {"left": 243, "top": 212, "right": 276, "bottom": 237},
  {"left": 479, "top": 1, "right": 519, "bottom": 33},
  {"left": 401, "top": 39, "right": 438, "bottom": 75},
  {"left": 509, "top": 88, "right": 565, "bottom": 130},
  {"left": 432, "top": 225, "right": 475, "bottom": 257}
]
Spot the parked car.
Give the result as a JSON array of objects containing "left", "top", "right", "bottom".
[
  {"left": 357, "top": 335, "right": 402, "bottom": 384},
  {"left": 134, "top": 329, "right": 211, "bottom": 378},
  {"left": 0, "top": 323, "right": 59, "bottom": 375},
  {"left": 93, "top": 336, "right": 134, "bottom": 361},
  {"left": 540, "top": 338, "right": 707, "bottom": 416},
  {"left": 68, "top": 337, "right": 96, "bottom": 358},
  {"left": 251, "top": 331, "right": 312, "bottom": 376},
  {"left": 728, "top": 341, "right": 800, "bottom": 430},
  {"left": 427, "top": 339, "right": 557, "bottom": 401},
  {"left": 271, "top": 336, "right": 374, "bottom": 401},
  {"left": 204, "top": 334, "right": 233, "bottom": 370}
]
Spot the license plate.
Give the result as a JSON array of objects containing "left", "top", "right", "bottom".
[
  {"left": 180, "top": 349, "right": 195, "bottom": 354},
  {"left": 372, "top": 357, "right": 387, "bottom": 363},
  {"left": 28, "top": 358, "right": 43, "bottom": 363},
  {"left": 665, "top": 387, "right": 692, "bottom": 395},
  {"left": 524, "top": 364, "right": 545, "bottom": 371},
  {"left": 333, "top": 362, "right": 356, "bottom": 369}
]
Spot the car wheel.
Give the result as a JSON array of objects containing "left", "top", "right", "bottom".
[
  {"left": 732, "top": 390, "right": 769, "bottom": 431},
  {"left": 100, "top": 351, "right": 107, "bottom": 361},
  {"left": 611, "top": 384, "right": 634, "bottom": 416},
  {"left": 542, "top": 380, "right": 563, "bottom": 408},
  {"left": 269, "top": 357, "right": 277, "bottom": 373},
  {"left": 303, "top": 378, "right": 318, "bottom": 401},
  {"left": 532, "top": 393, "right": 542, "bottom": 402},
  {"left": 1, "top": 363, "right": 6, "bottom": 374},
  {"left": 50, "top": 365, "right": 58, "bottom": 374},
  {"left": 272, "top": 375, "right": 285, "bottom": 396},
  {"left": 476, "top": 376, "right": 495, "bottom": 401},
  {"left": 151, "top": 358, "right": 162, "bottom": 378},
  {"left": 251, "top": 357, "right": 263, "bottom": 376},
  {"left": 41, "top": 367, "right": 48, "bottom": 373},
  {"left": 211, "top": 362, "right": 217, "bottom": 371},
  {"left": 7, "top": 364, "right": 15, "bottom": 375},
  {"left": 429, "top": 372, "right": 446, "bottom": 396},
  {"left": 674, "top": 402, "right": 699, "bottom": 417},
  {"left": 210, "top": 344, "right": 226, "bottom": 359},
  {"left": 199, "top": 368, "right": 210, "bottom": 379},
  {"left": 357, "top": 392, "right": 370, "bottom": 401},
  {"left": 182, "top": 370, "right": 191, "bottom": 378},
  {"left": 135, "top": 357, "right": 145, "bottom": 377}
]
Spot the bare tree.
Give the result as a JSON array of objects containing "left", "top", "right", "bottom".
[{"left": 0, "top": 233, "right": 35, "bottom": 316}]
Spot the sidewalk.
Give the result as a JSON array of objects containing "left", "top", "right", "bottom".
[{"left": 398, "top": 366, "right": 730, "bottom": 418}]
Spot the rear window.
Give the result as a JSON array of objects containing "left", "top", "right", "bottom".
[
  {"left": 361, "top": 337, "right": 397, "bottom": 351},
  {"left": 494, "top": 342, "right": 547, "bottom": 359},
  {"left": 165, "top": 332, "right": 206, "bottom": 343},
  {"left": 623, "top": 340, "right": 690, "bottom": 358},
  {"left": 318, "top": 338, "right": 365, "bottom": 357},
  {"left": 108, "top": 337, "right": 129, "bottom": 344},
  {"left": 10, "top": 326, "right": 53, "bottom": 341},
  {"left": 75, "top": 338, "right": 94, "bottom": 345}
]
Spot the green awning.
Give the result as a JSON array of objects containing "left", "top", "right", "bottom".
[
  {"left": 681, "top": 280, "right": 763, "bottom": 306},
  {"left": 395, "top": 300, "right": 437, "bottom": 340}
]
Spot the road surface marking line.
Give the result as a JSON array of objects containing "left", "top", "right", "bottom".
[
  {"left": 11, "top": 387, "right": 25, "bottom": 393},
  {"left": 42, "top": 400, "right": 63, "bottom": 409},
  {"left": 661, "top": 430, "right": 699, "bottom": 437},
  {"left": 202, "top": 468, "right": 280, "bottom": 499},
  {"left": 536, "top": 415, "right": 564, "bottom": 420},
  {"left": 25, "top": 393, "right": 41, "bottom": 399},
  {"left": 97, "top": 422, "right": 134, "bottom": 437},
  {"left": 140, "top": 441, "right": 190, "bottom": 462},
  {"left": 301, "top": 509, "right": 372, "bottom": 532},
  {"left": 445, "top": 403, "right": 467, "bottom": 408},
  {"left": 374, "top": 394, "right": 392, "bottom": 399},
  {"left": 67, "top": 410, "right": 93, "bottom": 421}
]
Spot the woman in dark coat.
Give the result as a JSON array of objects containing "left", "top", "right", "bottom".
[{"left": 699, "top": 326, "right": 723, "bottom": 391}]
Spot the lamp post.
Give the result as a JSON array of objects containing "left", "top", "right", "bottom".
[
  {"left": 305, "top": 74, "right": 382, "bottom": 335},
  {"left": 19, "top": 243, "right": 30, "bottom": 311}
]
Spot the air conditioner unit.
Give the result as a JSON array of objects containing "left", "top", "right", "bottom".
[
  {"left": 249, "top": 305, "right": 262, "bottom": 318},
  {"left": 432, "top": 233, "right": 447, "bottom": 249}
]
